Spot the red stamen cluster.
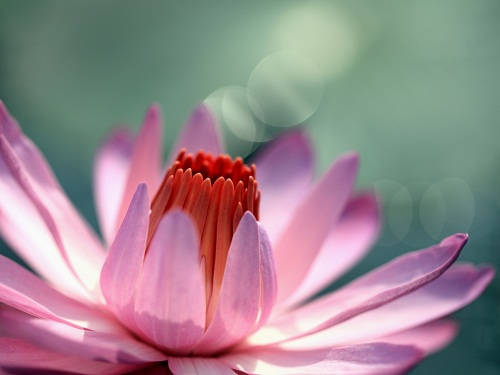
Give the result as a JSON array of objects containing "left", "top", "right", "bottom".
[{"left": 148, "top": 149, "right": 260, "bottom": 306}]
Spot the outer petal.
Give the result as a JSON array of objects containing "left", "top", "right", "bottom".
[
  {"left": 221, "top": 343, "right": 422, "bottom": 375},
  {"left": 286, "top": 193, "right": 380, "bottom": 306},
  {"left": 248, "top": 234, "right": 467, "bottom": 347},
  {"left": 94, "top": 128, "right": 134, "bottom": 244},
  {"left": 194, "top": 212, "right": 261, "bottom": 355},
  {"left": 0, "top": 102, "right": 105, "bottom": 300},
  {"left": 0, "top": 101, "right": 59, "bottom": 190},
  {"left": 0, "top": 307, "right": 166, "bottom": 364},
  {"left": 278, "top": 264, "right": 493, "bottom": 350},
  {"left": 0, "top": 254, "right": 118, "bottom": 331},
  {"left": 254, "top": 130, "right": 314, "bottom": 243},
  {"left": 168, "top": 357, "right": 236, "bottom": 375},
  {"left": 379, "top": 320, "right": 458, "bottom": 355},
  {"left": 115, "top": 105, "right": 163, "bottom": 235},
  {"left": 0, "top": 338, "right": 136, "bottom": 375},
  {"left": 169, "top": 104, "right": 223, "bottom": 161},
  {"left": 100, "top": 184, "right": 149, "bottom": 329},
  {"left": 134, "top": 211, "right": 206, "bottom": 354},
  {"left": 0, "top": 206, "right": 89, "bottom": 301},
  {"left": 274, "top": 152, "right": 359, "bottom": 304}
]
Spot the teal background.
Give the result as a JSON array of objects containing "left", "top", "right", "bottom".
[{"left": 0, "top": 1, "right": 499, "bottom": 373}]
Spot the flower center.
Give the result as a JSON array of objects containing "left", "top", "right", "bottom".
[{"left": 148, "top": 149, "right": 260, "bottom": 312}]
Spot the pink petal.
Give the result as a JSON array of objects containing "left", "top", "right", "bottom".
[
  {"left": 168, "top": 357, "right": 236, "bottom": 374},
  {"left": 0, "top": 338, "right": 136, "bottom": 374},
  {"left": 274, "top": 152, "right": 359, "bottom": 304},
  {"left": 134, "top": 211, "right": 206, "bottom": 354},
  {"left": 94, "top": 128, "right": 134, "bottom": 244},
  {"left": 0, "top": 135, "right": 86, "bottom": 298},
  {"left": 100, "top": 183, "right": 149, "bottom": 330},
  {"left": 379, "top": 320, "right": 458, "bottom": 355},
  {"left": 0, "top": 254, "right": 117, "bottom": 331},
  {"left": 116, "top": 104, "right": 163, "bottom": 235},
  {"left": 0, "top": 103, "right": 106, "bottom": 300},
  {"left": 248, "top": 234, "right": 467, "bottom": 347},
  {"left": 286, "top": 193, "right": 380, "bottom": 307},
  {"left": 169, "top": 104, "right": 223, "bottom": 161},
  {"left": 254, "top": 130, "right": 314, "bottom": 243},
  {"left": 279, "top": 264, "right": 493, "bottom": 350},
  {"left": 0, "top": 307, "right": 166, "bottom": 364},
  {"left": 220, "top": 342, "right": 422, "bottom": 375},
  {"left": 0, "top": 101, "right": 60, "bottom": 190},
  {"left": 0, "top": 205, "right": 89, "bottom": 300},
  {"left": 194, "top": 212, "right": 261, "bottom": 355},
  {"left": 256, "top": 223, "right": 278, "bottom": 328}
]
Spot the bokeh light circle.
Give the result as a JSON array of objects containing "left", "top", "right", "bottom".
[
  {"left": 372, "top": 179, "right": 413, "bottom": 246},
  {"left": 204, "top": 86, "right": 259, "bottom": 157},
  {"left": 220, "top": 86, "right": 274, "bottom": 143},
  {"left": 272, "top": 3, "right": 360, "bottom": 79},
  {"left": 419, "top": 178, "right": 475, "bottom": 240},
  {"left": 247, "top": 50, "right": 324, "bottom": 127}
]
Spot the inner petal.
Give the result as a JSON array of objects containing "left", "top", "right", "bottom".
[{"left": 148, "top": 149, "right": 260, "bottom": 316}]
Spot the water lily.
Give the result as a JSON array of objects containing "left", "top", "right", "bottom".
[{"left": 0, "top": 100, "right": 493, "bottom": 374}]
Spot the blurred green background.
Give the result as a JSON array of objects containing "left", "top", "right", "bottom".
[{"left": 0, "top": 0, "right": 499, "bottom": 373}]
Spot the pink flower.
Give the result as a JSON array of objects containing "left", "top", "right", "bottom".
[{"left": 0, "top": 100, "right": 493, "bottom": 375}]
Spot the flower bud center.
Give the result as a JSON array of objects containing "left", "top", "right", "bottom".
[{"left": 148, "top": 149, "right": 260, "bottom": 309}]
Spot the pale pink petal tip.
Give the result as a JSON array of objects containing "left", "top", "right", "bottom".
[
  {"left": 169, "top": 103, "right": 223, "bottom": 160},
  {"left": 382, "top": 319, "right": 459, "bottom": 355},
  {"left": 0, "top": 99, "right": 11, "bottom": 119},
  {"left": 0, "top": 99, "right": 8, "bottom": 121},
  {"left": 0, "top": 100, "right": 19, "bottom": 139},
  {"left": 338, "top": 150, "right": 360, "bottom": 169},
  {"left": 441, "top": 232, "right": 468, "bottom": 247},
  {"left": 98, "top": 128, "right": 135, "bottom": 157},
  {"left": 191, "top": 103, "right": 213, "bottom": 123},
  {"left": 144, "top": 103, "right": 163, "bottom": 128},
  {"left": 261, "top": 128, "right": 315, "bottom": 161},
  {"left": 256, "top": 128, "right": 314, "bottom": 172}
]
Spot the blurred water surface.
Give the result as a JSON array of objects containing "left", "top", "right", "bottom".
[{"left": 0, "top": 1, "right": 499, "bottom": 373}]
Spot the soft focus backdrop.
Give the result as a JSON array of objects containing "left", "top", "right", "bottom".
[{"left": 0, "top": 1, "right": 499, "bottom": 373}]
